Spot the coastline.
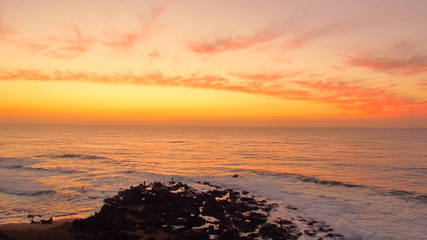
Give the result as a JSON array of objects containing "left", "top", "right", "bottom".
[
  {"left": 0, "top": 181, "right": 346, "bottom": 240},
  {"left": 0, "top": 218, "right": 77, "bottom": 240}
]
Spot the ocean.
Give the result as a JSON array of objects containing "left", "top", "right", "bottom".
[{"left": 0, "top": 124, "right": 426, "bottom": 240}]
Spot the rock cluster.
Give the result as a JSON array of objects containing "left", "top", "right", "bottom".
[{"left": 72, "top": 181, "right": 302, "bottom": 240}]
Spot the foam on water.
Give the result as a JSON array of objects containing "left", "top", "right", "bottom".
[
  {"left": 0, "top": 155, "right": 426, "bottom": 239},
  {"left": 0, "top": 126, "right": 426, "bottom": 240},
  {"left": 178, "top": 174, "right": 427, "bottom": 240}
]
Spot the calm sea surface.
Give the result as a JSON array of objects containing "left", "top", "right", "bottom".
[{"left": 0, "top": 124, "right": 426, "bottom": 239}]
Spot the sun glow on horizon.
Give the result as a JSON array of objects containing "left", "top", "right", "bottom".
[{"left": 1, "top": 0, "right": 427, "bottom": 126}]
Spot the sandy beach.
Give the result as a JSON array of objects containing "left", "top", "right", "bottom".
[{"left": 0, "top": 218, "right": 77, "bottom": 240}]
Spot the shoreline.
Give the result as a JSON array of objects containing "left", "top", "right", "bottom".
[
  {"left": 0, "top": 181, "right": 345, "bottom": 240},
  {"left": 0, "top": 218, "right": 77, "bottom": 240}
]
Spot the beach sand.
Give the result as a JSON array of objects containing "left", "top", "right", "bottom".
[{"left": 0, "top": 218, "right": 77, "bottom": 240}]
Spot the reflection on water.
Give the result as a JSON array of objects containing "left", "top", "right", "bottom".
[{"left": 0, "top": 125, "right": 426, "bottom": 239}]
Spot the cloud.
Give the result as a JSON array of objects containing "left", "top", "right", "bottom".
[
  {"left": 0, "top": 5, "right": 13, "bottom": 40},
  {"left": 1, "top": 68, "right": 426, "bottom": 117},
  {"left": 3, "top": 4, "right": 164, "bottom": 57},
  {"left": 186, "top": 19, "right": 298, "bottom": 55},
  {"left": 343, "top": 46, "right": 427, "bottom": 76},
  {"left": 282, "top": 22, "right": 349, "bottom": 51},
  {"left": 230, "top": 70, "right": 303, "bottom": 82},
  {"left": 147, "top": 49, "right": 160, "bottom": 61},
  {"left": 102, "top": 5, "right": 165, "bottom": 53},
  {"left": 282, "top": 11, "right": 391, "bottom": 51},
  {"left": 25, "top": 24, "right": 95, "bottom": 59},
  {"left": 186, "top": 11, "right": 391, "bottom": 55},
  {"left": 292, "top": 80, "right": 406, "bottom": 112}
]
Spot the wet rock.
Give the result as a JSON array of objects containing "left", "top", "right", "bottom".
[
  {"left": 0, "top": 232, "right": 6, "bottom": 239},
  {"left": 70, "top": 181, "right": 342, "bottom": 240},
  {"left": 275, "top": 218, "right": 293, "bottom": 227},
  {"left": 232, "top": 174, "right": 239, "bottom": 178},
  {"left": 259, "top": 223, "right": 299, "bottom": 240},
  {"left": 326, "top": 233, "right": 345, "bottom": 239},
  {"left": 218, "top": 227, "right": 242, "bottom": 240},
  {"left": 304, "top": 229, "right": 318, "bottom": 236},
  {"left": 40, "top": 217, "right": 53, "bottom": 224}
]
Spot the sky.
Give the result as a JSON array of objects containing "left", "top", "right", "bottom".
[{"left": 1, "top": 0, "right": 427, "bottom": 127}]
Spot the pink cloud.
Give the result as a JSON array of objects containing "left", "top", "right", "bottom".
[
  {"left": 1, "top": 68, "right": 426, "bottom": 117},
  {"left": 2, "top": 4, "right": 164, "bottom": 57},
  {"left": 147, "top": 50, "right": 160, "bottom": 61},
  {"left": 102, "top": 5, "right": 165, "bottom": 53},
  {"left": 230, "top": 71, "right": 303, "bottom": 82},
  {"left": 343, "top": 43, "right": 427, "bottom": 76},
  {"left": 344, "top": 54, "right": 427, "bottom": 76},
  {"left": 187, "top": 12, "right": 389, "bottom": 55},
  {"left": 24, "top": 24, "right": 95, "bottom": 59},
  {"left": 281, "top": 14, "right": 386, "bottom": 51},
  {"left": 0, "top": 6, "right": 14, "bottom": 40},
  {"left": 186, "top": 19, "right": 298, "bottom": 54}
]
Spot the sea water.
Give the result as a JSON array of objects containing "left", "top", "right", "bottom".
[{"left": 0, "top": 124, "right": 426, "bottom": 239}]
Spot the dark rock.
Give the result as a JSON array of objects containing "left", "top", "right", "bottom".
[
  {"left": 70, "top": 181, "right": 335, "bottom": 240},
  {"left": 326, "top": 233, "right": 345, "bottom": 238},
  {"left": 287, "top": 206, "right": 298, "bottom": 210},
  {"left": 0, "top": 231, "right": 9, "bottom": 240},
  {"left": 275, "top": 218, "right": 293, "bottom": 227},
  {"left": 40, "top": 217, "right": 53, "bottom": 224},
  {"left": 308, "top": 220, "right": 317, "bottom": 226},
  {"left": 304, "top": 229, "right": 318, "bottom": 236},
  {"left": 181, "top": 230, "right": 210, "bottom": 240},
  {"left": 259, "top": 223, "right": 299, "bottom": 240},
  {"left": 232, "top": 174, "right": 239, "bottom": 178},
  {"left": 218, "top": 228, "right": 242, "bottom": 240}
]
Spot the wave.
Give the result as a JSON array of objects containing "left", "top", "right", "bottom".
[
  {"left": 0, "top": 188, "right": 56, "bottom": 197},
  {"left": 240, "top": 169, "right": 427, "bottom": 203},
  {"left": 0, "top": 157, "right": 40, "bottom": 166},
  {"left": 296, "top": 176, "right": 365, "bottom": 188},
  {"left": 36, "top": 154, "right": 108, "bottom": 160},
  {"left": 386, "top": 190, "right": 427, "bottom": 203},
  {"left": 0, "top": 164, "right": 78, "bottom": 174},
  {"left": 241, "top": 169, "right": 366, "bottom": 189},
  {"left": 165, "top": 141, "right": 187, "bottom": 144}
]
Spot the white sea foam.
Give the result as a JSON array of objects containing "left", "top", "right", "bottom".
[
  {"left": 0, "top": 126, "right": 426, "bottom": 239},
  {"left": 178, "top": 174, "right": 427, "bottom": 240}
]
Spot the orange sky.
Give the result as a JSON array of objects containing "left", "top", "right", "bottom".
[{"left": 1, "top": 0, "right": 427, "bottom": 126}]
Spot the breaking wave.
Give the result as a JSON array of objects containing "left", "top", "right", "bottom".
[
  {"left": 0, "top": 164, "right": 78, "bottom": 174},
  {"left": 36, "top": 154, "right": 108, "bottom": 160},
  {"left": 0, "top": 188, "right": 57, "bottom": 197}
]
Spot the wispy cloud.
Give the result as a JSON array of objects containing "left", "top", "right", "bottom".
[
  {"left": 292, "top": 80, "right": 407, "bottom": 113},
  {"left": 187, "top": 11, "right": 390, "bottom": 55},
  {"left": 343, "top": 43, "right": 427, "bottom": 76},
  {"left": 147, "top": 49, "right": 160, "bottom": 61},
  {"left": 1, "top": 68, "right": 426, "bottom": 117},
  {"left": 186, "top": 19, "right": 298, "bottom": 55},
  {"left": 230, "top": 70, "right": 303, "bottom": 82},
  {"left": 0, "top": 5, "right": 13, "bottom": 40},
  {"left": 283, "top": 21, "right": 352, "bottom": 51},
  {"left": 24, "top": 24, "right": 95, "bottom": 59},
  {"left": 2, "top": 4, "right": 164, "bottom": 57},
  {"left": 282, "top": 10, "right": 393, "bottom": 51},
  {"left": 102, "top": 5, "right": 165, "bottom": 53}
]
